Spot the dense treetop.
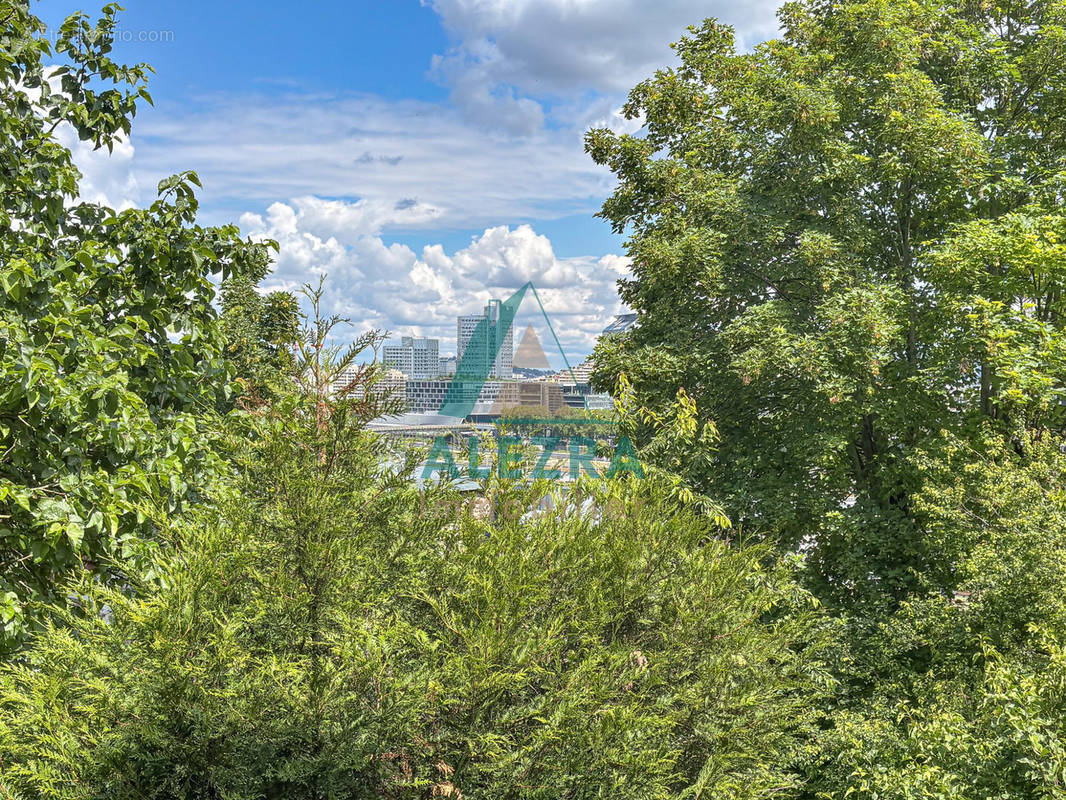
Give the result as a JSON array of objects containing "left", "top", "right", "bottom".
[
  {"left": 588, "top": 0, "right": 1066, "bottom": 793},
  {"left": 589, "top": 0, "right": 1066, "bottom": 606},
  {"left": 6, "top": 0, "right": 1066, "bottom": 796},
  {"left": 0, "top": 1, "right": 292, "bottom": 652}
]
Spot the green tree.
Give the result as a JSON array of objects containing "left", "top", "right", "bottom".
[
  {"left": 0, "top": 283, "right": 831, "bottom": 800},
  {"left": 219, "top": 272, "right": 300, "bottom": 410},
  {"left": 588, "top": 0, "right": 1066, "bottom": 794},
  {"left": 0, "top": 2, "right": 276, "bottom": 652},
  {"left": 588, "top": 0, "right": 1066, "bottom": 608},
  {"left": 0, "top": 463, "right": 834, "bottom": 799},
  {"left": 0, "top": 280, "right": 834, "bottom": 799}
]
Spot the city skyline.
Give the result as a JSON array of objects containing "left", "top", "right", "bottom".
[
  {"left": 379, "top": 290, "right": 634, "bottom": 375},
  {"left": 32, "top": 0, "right": 777, "bottom": 360}
]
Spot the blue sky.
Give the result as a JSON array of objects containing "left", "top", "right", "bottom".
[{"left": 35, "top": 0, "right": 778, "bottom": 362}]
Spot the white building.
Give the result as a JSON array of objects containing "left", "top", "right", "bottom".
[
  {"left": 331, "top": 366, "right": 407, "bottom": 405},
  {"left": 457, "top": 300, "right": 513, "bottom": 379},
  {"left": 383, "top": 336, "right": 439, "bottom": 380},
  {"left": 378, "top": 368, "right": 408, "bottom": 406}
]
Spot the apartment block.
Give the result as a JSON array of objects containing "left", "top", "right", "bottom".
[
  {"left": 456, "top": 300, "right": 513, "bottom": 379},
  {"left": 495, "top": 380, "right": 566, "bottom": 415},
  {"left": 406, "top": 379, "right": 501, "bottom": 413},
  {"left": 383, "top": 336, "right": 439, "bottom": 380}
]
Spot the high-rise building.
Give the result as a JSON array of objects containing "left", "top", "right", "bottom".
[
  {"left": 456, "top": 300, "right": 513, "bottom": 379},
  {"left": 383, "top": 336, "right": 439, "bottom": 380}
]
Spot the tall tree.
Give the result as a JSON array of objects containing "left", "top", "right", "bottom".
[
  {"left": 0, "top": 2, "right": 276, "bottom": 652},
  {"left": 589, "top": 0, "right": 1066, "bottom": 608},
  {"left": 219, "top": 271, "right": 300, "bottom": 410},
  {"left": 589, "top": 2, "right": 1066, "bottom": 793}
]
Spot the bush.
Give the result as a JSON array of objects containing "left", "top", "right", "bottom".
[{"left": 0, "top": 404, "right": 834, "bottom": 799}]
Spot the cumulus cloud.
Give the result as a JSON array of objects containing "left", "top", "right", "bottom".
[
  {"left": 241, "top": 203, "right": 630, "bottom": 361},
  {"left": 426, "top": 0, "right": 781, "bottom": 131},
  {"left": 258, "top": 195, "right": 444, "bottom": 244},
  {"left": 50, "top": 4, "right": 774, "bottom": 359},
  {"left": 28, "top": 67, "right": 141, "bottom": 210},
  {"left": 55, "top": 92, "right": 632, "bottom": 360}
]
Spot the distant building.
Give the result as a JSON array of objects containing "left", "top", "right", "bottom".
[
  {"left": 438, "top": 355, "right": 457, "bottom": 376},
  {"left": 457, "top": 300, "right": 513, "bottom": 379},
  {"left": 331, "top": 365, "right": 359, "bottom": 397},
  {"left": 559, "top": 383, "right": 588, "bottom": 410},
  {"left": 378, "top": 368, "right": 407, "bottom": 405},
  {"left": 495, "top": 380, "right": 566, "bottom": 415},
  {"left": 383, "top": 336, "right": 439, "bottom": 380},
  {"left": 406, "top": 379, "right": 501, "bottom": 413},
  {"left": 331, "top": 366, "right": 407, "bottom": 405},
  {"left": 552, "top": 359, "right": 594, "bottom": 386},
  {"left": 549, "top": 359, "right": 613, "bottom": 411},
  {"left": 585, "top": 393, "right": 614, "bottom": 411}
]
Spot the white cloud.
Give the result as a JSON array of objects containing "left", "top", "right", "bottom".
[
  {"left": 55, "top": 125, "right": 141, "bottom": 210},
  {"left": 127, "top": 92, "right": 614, "bottom": 229},
  {"left": 241, "top": 203, "right": 630, "bottom": 360},
  {"left": 426, "top": 0, "right": 781, "bottom": 130},
  {"left": 49, "top": 3, "right": 789, "bottom": 360},
  {"left": 240, "top": 195, "right": 444, "bottom": 245},
  {"left": 55, "top": 92, "right": 633, "bottom": 360},
  {"left": 28, "top": 67, "right": 141, "bottom": 210},
  {"left": 435, "top": 47, "right": 547, "bottom": 136}
]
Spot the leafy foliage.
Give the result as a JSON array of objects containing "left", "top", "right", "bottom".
[
  {"left": 219, "top": 271, "right": 300, "bottom": 410},
  {"left": 587, "top": 0, "right": 1066, "bottom": 794},
  {"left": 0, "top": 2, "right": 280, "bottom": 652},
  {"left": 587, "top": 0, "right": 1066, "bottom": 605},
  {"left": 13, "top": 0, "right": 1066, "bottom": 795},
  {"left": 0, "top": 332, "right": 834, "bottom": 800}
]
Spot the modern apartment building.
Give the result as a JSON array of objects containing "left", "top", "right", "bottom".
[
  {"left": 550, "top": 359, "right": 614, "bottom": 411},
  {"left": 552, "top": 359, "right": 594, "bottom": 385},
  {"left": 406, "top": 379, "right": 501, "bottom": 413},
  {"left": 331, "top": 366, "right": 407, "bottom": 405},
  {"left": 383, "top": 336, "right": 439, "bottom": 380},
  {"left": 495, "top": 380, "right": 566, "bottom": 414},
  {"left": 456, "top": 300, "right": 513, "bottom": 379}
]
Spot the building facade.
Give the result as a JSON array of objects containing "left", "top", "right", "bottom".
[
  {"left": 456, "top": 300, "right": 513, "bottom": 379},
  {"left": 378, "top": 368, "right": 408, "bottom": 406},
  {"left": 495, "top": 380, "right": 566, "bottom": 414},
  {"left": 406, "top": 379, "right": 501, "bottom": 413},
  {"left": 383, "top": 336, "right": 440, "bottom": 380},
  {"left": 331, "top": 366, "right": 408, "bottom": 405}
]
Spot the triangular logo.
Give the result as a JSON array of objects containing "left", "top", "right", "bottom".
[{"left": 513, "top": 324, "right": 551, "bottom": 370}]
